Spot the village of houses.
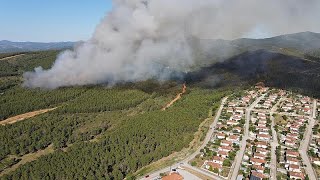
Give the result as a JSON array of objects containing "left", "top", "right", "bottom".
[{"left": 192, "top": 85, "right": 320, "bottom": 180}]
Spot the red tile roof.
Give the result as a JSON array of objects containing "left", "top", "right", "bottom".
[
  {"left": 218, "top": 150, "right": 228, "bottom": 156},
  {"left": 207, "top": 162, "right": 222, "bottom": 169},
  {"left": 289, "top": 164, "right": 300, "bottom": 170},
  {"left": 250, "top": 158, "right": 266, "bottom": 164},
  {"left": 287, "top": 157, "right": 299, "bottom": 162},
  {"left": 286, "top": 150, "right": 300, "bottom": 157},
  {"left": 254, "top": 153, "right": 266, "bottom": 158},
  {"left": 221, "top": 140, "right": 232, "bottom": 145},
  {"left": 213, "top": 156, "right": 224, "bottom": 162},
  {"left": 162, "top": 172, "right": 183, "bottom": 180},
  {"left": 251, "top": 171, "right": 267, "bottom": 179},
  {"left": 289, "top": 172, "right": 304, "bottom": 179},
  {"left": 256, "top": 141, "right": 268, "bottom": 146},
  {"left": 253, "top": 165, "right": 265, "bottom": 171}
]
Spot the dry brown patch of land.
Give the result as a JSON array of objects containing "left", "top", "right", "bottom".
[
  {"left": 0, "top": 144, "right": 54, "bottom": 177},
  {"left": 274, "top": 114, "right": 288, "bottom": 126},
  {"left": 1, "top": 108, "right": 57, "bottom": 126}
]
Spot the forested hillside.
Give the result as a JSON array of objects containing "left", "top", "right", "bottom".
[
  {"left": 0, "top": 51, "right": 228, "bottom": 179},
  {"left": 0, "top": 51, "right": 60, "bottom": 91},
  {"left": 1, "top": 88, "right": 226, "bottom": 179}
]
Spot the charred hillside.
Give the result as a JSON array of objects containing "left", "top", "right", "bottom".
[
  {"left": 232, "top": 31, "right": 320, "bottom": 51},
  {"left": 186, "top": 49, "right": 320, "bottom": 97}
]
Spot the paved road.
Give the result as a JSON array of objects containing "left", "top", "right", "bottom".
[
  {"left": 298, "top": 99, "right": 317, "bottom": 180},
  {"left": 230, "top": 94, "right": 266, "bottom": 180},
  {"left": 184, "top": 97, "right": 228, "bottom": 163},
  {"left": 182, "top": 164, "right": 223, "bottom": 180},
  {"left": 176, "top": 168, "right": 201, "bottom": 180},
  {"left": 269, "top": 98, "right": 281, "bottom": 180},
  {"left": 139, "top": 97, "right": 228, "bottom": 180}
]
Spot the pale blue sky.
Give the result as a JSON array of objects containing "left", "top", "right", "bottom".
[{"left": 0, "top": 0, "right": 113, "bottom": 42}]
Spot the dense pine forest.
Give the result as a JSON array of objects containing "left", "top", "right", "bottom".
[{"left": 0, "top": 51, "right": 228, "bottom": 179}]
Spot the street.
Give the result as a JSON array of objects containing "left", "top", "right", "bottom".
[
  {"left": 298, "top": 99, "right": 317, "bottom": 180},
  {"left": 230, "top": 93, "right": 266, "bottom": 180},
  {"left": 269, "top": 99, "right": 281, "bottom": 180}
]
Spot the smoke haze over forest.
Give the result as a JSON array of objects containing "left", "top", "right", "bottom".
[{"left": 23, "top": 0, "right": 320, "bottom": 89}]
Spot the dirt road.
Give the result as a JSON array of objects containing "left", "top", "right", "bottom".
[
  {"left": 0, "top": 54, "right": 25, "bottom": 61},
  {"left": 162, "top": 83, "right": 187, "bottom": 110},
  {"left": 0, "top": 144, "right": 54, "bottom": 177},
  {"left": 1, "top": 108, "right": 57, "bottom": 126}
]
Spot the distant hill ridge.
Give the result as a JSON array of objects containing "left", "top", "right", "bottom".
[
  {"left": 0, "top": 40, "right": 76, "bottom": 53},
  {"left": 231, "top": 31, "right": 320, "bottom": 51},
  {"left": 2, "top": 31, "right": 320, "bottom": 54}
]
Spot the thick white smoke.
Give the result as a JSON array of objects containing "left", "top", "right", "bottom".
[{"left": 23, "top": 0, "right": 320, "bottom": 89}]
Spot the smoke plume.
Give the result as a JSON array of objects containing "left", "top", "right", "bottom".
[{"left": 23, "top": 0, "right": 320, "bottom": 89}]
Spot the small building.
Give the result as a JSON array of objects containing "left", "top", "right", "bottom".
[
  {"left": 205, "top": 161, "right": 222, "bottom": 171},
  {"left": 162, "top": 172, "right": 183, "bottom": 180},
  {"left": 212, "top": 156, "right": 224, "bottom": 164},
  {"left": 250, "top": 170, "right": 268, "bottom": 180},
  {"left": 253, "top": 153, "right": 266, "bottom": 160},
  {"left": 218, "top": 146, "right": 233, "bottom": 152},
  {"left": 252, "top": 165, "right": 265, "bottom": 174},
  {"left": 257, "top": 134, "right": 270, "bottom": 141},
  {"left": 216, "top": 132, "right": 226, "bottom": 139},
  {"left": 285, "top": 139, "right": 296, "bottom": 147},
  {"left": 227, "top": 120, "right": 239, "bottom": 126},
  {"left": 286, "top": 157, "right": 299, "bottom": 165},
  {"left": 221, "top": 140, "right": 232, "bottom": 146},
  {"left": 233, "top": 127, "right": 242, "bottom": 133},
  {"left": 250, "top": 158, "right": 266, "bottom": 166},
  {"left": 256, "top": 141, "right": 268, "bottom": 149},
  {"left": 288, "top": 164, "right": 301, "bottom": 173},
  {"left": 286, "top": 150, "right": 300, "bottom": 158},
  {"left": 227, "top": 135, "right": 240, "bottom": 143},
  {"left": 218, "top": 150, "right": 228, "bottom": 158},
  {"left": 256, "top": 148, "right": 268, "bottom": 155},
  {"left": 289, "top": 172, "right": 305, "bottom": 180}
]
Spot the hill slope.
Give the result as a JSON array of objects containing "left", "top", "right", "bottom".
[
  {"left": 187, "top": 49, "right": 320, "bottom": 97},
  {"left": 191, "top": 31, "right": 320, "bottom": 68}
]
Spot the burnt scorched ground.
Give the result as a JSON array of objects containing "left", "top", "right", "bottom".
[{"left": 185, "top": 50, "right": 320, "bottom": 98}]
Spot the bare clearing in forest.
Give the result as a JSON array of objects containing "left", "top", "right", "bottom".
[
  {"left": 1, "top": 108, "right": 57, "bottom": 126},
  {"left": 0, "top": 54, "right": 25, "bottom": 61},
  {"left": 0, "top": 144, "right": 54, "bottom": 177}
]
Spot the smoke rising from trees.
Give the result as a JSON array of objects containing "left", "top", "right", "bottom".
[{"left": 23, "top": 0, "right": 320, "bottom": 89}]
